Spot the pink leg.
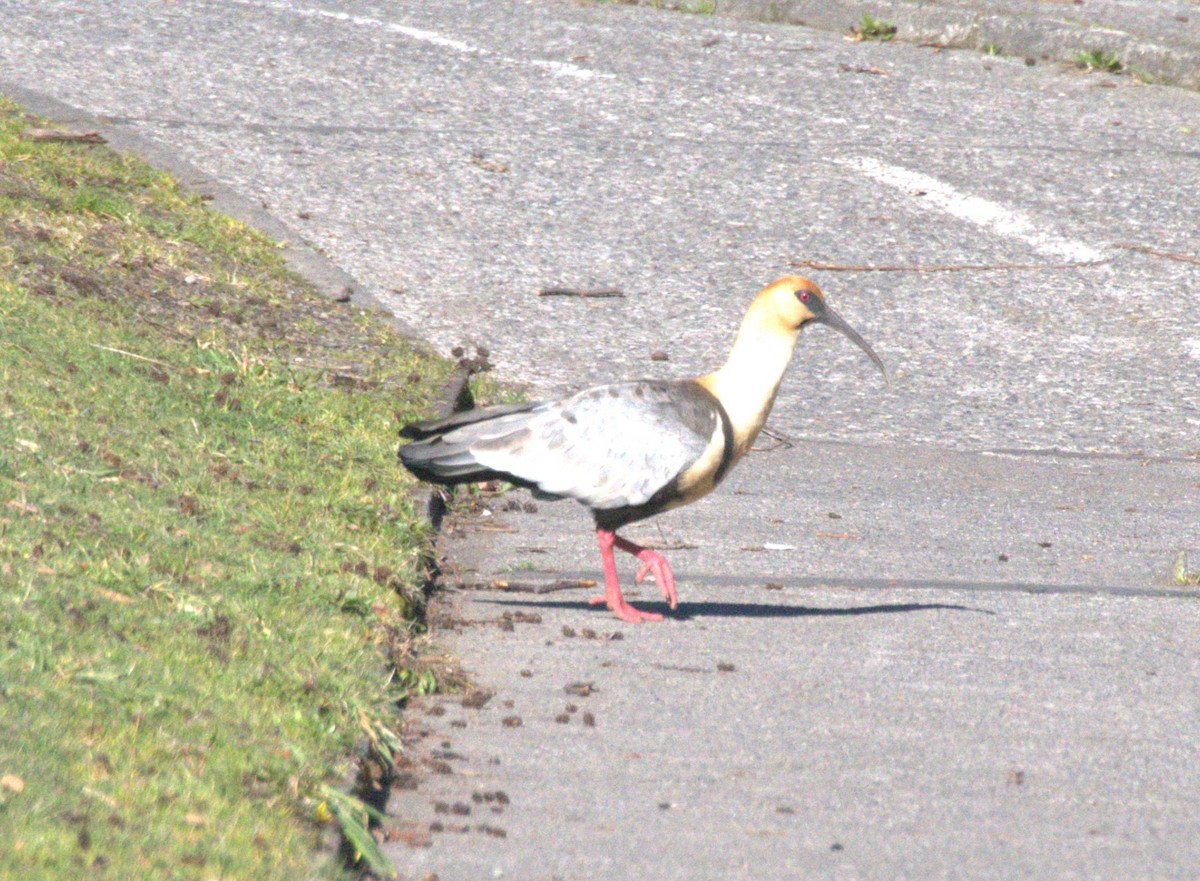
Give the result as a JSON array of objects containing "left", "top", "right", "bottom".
[
  {"left": 612, "top": 535, "right": 678, "bottom": 609},
  {"left": 588, "top": 529, "right": 666, "bottom": 623}
]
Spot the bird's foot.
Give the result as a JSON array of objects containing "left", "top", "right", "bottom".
[
  {"left": 632, "top": 551, "right": 678, "bottom": 609},
  {"left": 588, "top": 592, "right": 664, "bottom": 623}
]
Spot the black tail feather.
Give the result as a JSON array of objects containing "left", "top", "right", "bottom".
[{"left": 398, "top": 401, "right": 538, "bottom": 440}]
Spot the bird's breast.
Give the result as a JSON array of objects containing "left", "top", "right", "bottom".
[{"left": 660, "top": 390, "right": 735, "bottom": 509}]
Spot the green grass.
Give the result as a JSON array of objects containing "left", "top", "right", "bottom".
[
  {"left": 1073, "top": 48, "right": 1123, "bottom": 72},
  {"left": 0, "top": 97, "right": 454, "bottom": 879},
  {"left": 853, "top": 13, "right": 897, "bottom": 41},
  {"left": 1173, "top": 552, "right": 1200, "bottom": 586},
  {"left": 982, "top": 42, "right": 1002, "bottom": 57},
  {"left": 680, "top": 0, "right": 715, "bottom": 13}
]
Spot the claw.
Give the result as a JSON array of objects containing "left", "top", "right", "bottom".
[
  {"left": 594, "top": 527, "right": 671, "bottom": 623},
  {"left": 629, "top": 550, "right": 677, "bottom": 609},
  {"left": 589, "top": 592, "right": 664, "bottom": 622}
]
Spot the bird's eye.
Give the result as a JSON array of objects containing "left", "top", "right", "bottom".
[{"left": 795, "top": 289, "right": 811, "bottom": 303}]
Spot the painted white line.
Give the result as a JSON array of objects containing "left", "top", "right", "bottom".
[
  {"left": 842, "top": 156, "right": 1107, "bottom": 263},
  {"left": 228, "top": 0, "right": 611, "bottom": 80},
  {"left": 527, "top": 59, "right": 608, "bottom": 81}
]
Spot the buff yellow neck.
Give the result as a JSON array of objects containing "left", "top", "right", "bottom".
[{"left": 695, "top": 278, "right": 813, "bottom": 464}]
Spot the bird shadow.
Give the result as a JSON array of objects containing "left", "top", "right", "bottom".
[{"left": 471, "top": 597, "right": 991, "bottom": 621}]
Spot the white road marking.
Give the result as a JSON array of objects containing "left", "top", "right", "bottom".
[
  {"left": 527, "top": 59, "right": 607, "bottom": 80},
  {"left": 842, "top": 156, "right": 1107, "bottom": 263},
  {"left": 228, "top": 0, "right": 611, "bottom": 79}
]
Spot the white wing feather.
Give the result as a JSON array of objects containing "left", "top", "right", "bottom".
[{"left": 463, "top": 383, "right": 713, "bottom": 510}]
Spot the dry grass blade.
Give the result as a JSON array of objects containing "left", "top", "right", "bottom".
[{"left": 320, "top": 786, "right": 397, "bottom": 879}]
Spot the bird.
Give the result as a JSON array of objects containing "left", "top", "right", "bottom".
[{"left": 398, "top": 275, "right": 887, "bottom": 623}]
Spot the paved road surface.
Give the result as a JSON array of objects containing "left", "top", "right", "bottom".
[{"left": 2, "top": 1, "right": 1198, "bottom": 878}]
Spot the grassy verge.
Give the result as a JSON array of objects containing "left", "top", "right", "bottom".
[{"left": 0, "top": 97, "right": 453, "bottom": 878}]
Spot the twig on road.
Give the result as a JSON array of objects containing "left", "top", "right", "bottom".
[
  {"left": 791, "top": 258, "right": 1111, "bottom": 272},
  {"left": 1114, "top": 243, "right": 1200, "bottom": 266},
  {"left": 538, "top": 287, "right": 625, "bottom": 298}
]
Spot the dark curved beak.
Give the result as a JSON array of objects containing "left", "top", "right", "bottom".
[{"left": 817, "top": 307, "right": 890, "bottom": 388}]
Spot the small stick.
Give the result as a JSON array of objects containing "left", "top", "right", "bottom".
[
  {"left": 458, "top": 579, "right": 596, "bottom": 594},
  {"left": 1114, "top": 243, "right": 1200, "bottom": 266},
  {"left": 790, "top": 258, "right": 1110, "bottom": 272},
  {"left": 538, "top": 287, "right": 624, "bottom": 298},
  {"left": 24, "top": 128, "right": 106, "bottom": 144},
  {"left": 752, "top": 426, "right": 794, "bottom": 452},
  {"left": 839, "top": 63, "right": 890, "bottom": 75}
]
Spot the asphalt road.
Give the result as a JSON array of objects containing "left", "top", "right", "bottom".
[{"left": 2, "top": 1, "right": 1198, "bottom": 878}]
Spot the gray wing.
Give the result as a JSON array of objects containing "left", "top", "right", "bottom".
[{"left": 467, "top": 381, "right": 719, "bottom": 510}]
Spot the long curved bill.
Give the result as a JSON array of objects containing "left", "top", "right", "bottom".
[{"left": 819, "top": 307, "right": 890, "bottom": 388}]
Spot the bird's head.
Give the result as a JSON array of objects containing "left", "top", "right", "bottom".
[{"left": 754, "top": 275, "right": 889, "bottom": 386}]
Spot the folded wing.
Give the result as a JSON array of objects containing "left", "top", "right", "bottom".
[{"left": 398, "top": 381, "right": 718, "bottom": 511}]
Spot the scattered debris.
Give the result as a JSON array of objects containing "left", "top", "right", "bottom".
[
  {"left": 564, "top": 682, "right": 595, "bottom": 697},
  {"left": 469, "top": 150, "right": 509, "bottom": 173},
  {"left": 839, "top": 62, "right": 890, "bottom": 75},
  {"left": 501, "top": 716, "right": 522, "bottom": 728},
  {"left": 461, "top": 690, "right": 492, "bottom": 709}
]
